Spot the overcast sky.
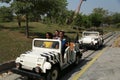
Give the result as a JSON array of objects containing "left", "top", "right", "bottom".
[{"left": 67, "top": 0, "right": 120, "bottom": 14}]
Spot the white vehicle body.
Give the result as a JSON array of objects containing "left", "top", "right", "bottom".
[
  {"left": 14, "top": 38, "right": 82, "bottom": 80},
  {"left": 79, "top": 31, "right": 103, "bottom": 49}
]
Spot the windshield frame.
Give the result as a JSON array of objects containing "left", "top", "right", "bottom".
[{"left": 32, "top": 38, "right": 61, "bottom": 52}]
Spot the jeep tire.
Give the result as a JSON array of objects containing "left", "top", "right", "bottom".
[
  {"left": 95, "top": 44, "right": 99, "bottom": 50},
  {"left": 46, "top": 66, "right": 59, "bottom": 80},
  {"left": 74, "top": 52, "right": 81, "bottom": 65}
]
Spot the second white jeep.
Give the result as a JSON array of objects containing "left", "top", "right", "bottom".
[{"left": 79, "top": 31, "right": 103, "bottom": 50}]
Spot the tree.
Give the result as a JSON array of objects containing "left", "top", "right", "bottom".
[
  {"left": 73, "top": 14, "right": 91, "bottom": 29},
  {"left": 74, "top": 14, "right": 83, "bottom": 26},
  {"left": 11, "top": 1, "right": 34, "bottom": 38},
  {"left": 112, "top": 13, "right": 120, "bottom": 24},
  {"left": 89, "top": 8, "right": 109, "bottom": 27},
  {"left": 45, "top": 0, "right": 67, "bottom": 24},
  {"left": 89, "top": 13, "right": 103, "bottom": 27},
  {"left": 82, "top": 15, "right": 92, "bottom": 28},
  {"left": 103, "top": 15, "right": 113, "bottom": 25},
  {"left": 66, "top": 10, "right": 74, "bottom": 24},
  {"left": 0, "top": 0, "right": 10, "bottom": 3},
  {"left": 0, "top": 0, "right": 69, "bottom": 37},
  {"left": 92, "top": 8, "right": 108, "bottom": 17},
  {"left": 0, "top": 6, "right": 13, "bottom": 22},
  {"left": 10, "top": 0, "right": 67, "bottom": 38}
]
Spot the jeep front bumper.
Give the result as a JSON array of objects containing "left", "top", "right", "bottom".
[
  {"left": 80, "top": 43, "right": 97, "bottom": 48},
  {"left": 12, "top": 68, "right": 44, "bottom": 79}
]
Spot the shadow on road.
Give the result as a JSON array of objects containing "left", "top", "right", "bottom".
[{"left": 60, "top": 59, "right": 91, "bottom": 80}]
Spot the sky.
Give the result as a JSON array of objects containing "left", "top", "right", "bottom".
[
  {"left": 0, "top": 0, "right": 120, "bottom": 15},
  {"left": 67, "top": 0, "right": 120, "bottom": 14}
]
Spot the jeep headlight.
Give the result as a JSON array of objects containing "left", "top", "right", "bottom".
[
  {"left": 37, "top": 58, "right": 44, "bottom": 67},
  {"left": 37, "top": 58, "right": 42, "bottom": 62}
]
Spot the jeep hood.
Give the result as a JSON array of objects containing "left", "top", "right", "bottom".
[
  {"left": 81, "top": 36, "right": 97, "bottom": 43},
  {"left": 16, "top": 50, "right": 60, "bottom": 68}
]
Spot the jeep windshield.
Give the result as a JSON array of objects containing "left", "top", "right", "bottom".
[
  {"left": 34, "top": 40, "right": 59, "bottom": 49},
  {"left": 83, "top": 32, "right": 99, "bottom": 37}
]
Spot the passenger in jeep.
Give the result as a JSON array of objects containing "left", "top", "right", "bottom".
[
  {"left": 43, "top": 32, "right": 53, "bottom": 48},
  {"left": 59, "top": 31, "right": 68, "bottom": 62},
  {"left": 53, "top": 30, "right": 59, "bottom": 39}
]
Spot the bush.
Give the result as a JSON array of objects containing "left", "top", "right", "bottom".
[
  {"left": 0, "top": 6, "right": 13, "bottom": 22},
  {"left": 116, "top": 23, "right": 120, "bottom": 28}
]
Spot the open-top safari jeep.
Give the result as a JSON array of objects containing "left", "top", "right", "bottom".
[
  {"left": 79, "top": 31, "right": 104, "bottom": 50},
  {"left": 12, "top": 38, "right": 82, "bottom": 80}
]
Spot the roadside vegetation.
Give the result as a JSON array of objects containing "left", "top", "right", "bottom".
[
  {"left": 0, "top": 0, "right": 120, "bottom": 63},
  {"left": 112, "top": 35, "right": 120, "bottom": 47},
  {"left": 0, "top": 29, "right": 31, "bottom": 63}
]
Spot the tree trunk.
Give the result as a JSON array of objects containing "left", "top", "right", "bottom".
[
  {"left": 17, "top": 15, "right": 21, "bottom": 27},
  {"left": 25, "top": 14, "right": 29, "bottom": 38}
]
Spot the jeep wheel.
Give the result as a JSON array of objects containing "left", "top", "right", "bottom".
[
  {"left": 46, "top": 67, "right": 59, "bottom": 80},
  {"left": 95, "top": 44, "right": 99, "bottom": 50}
]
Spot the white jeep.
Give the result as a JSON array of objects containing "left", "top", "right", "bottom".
[
  {"left": 79, "top": 31, "right": 103, "bottom": 50},
  {"left": 13, "top": 38, "right": 82, "bottom": 80}
]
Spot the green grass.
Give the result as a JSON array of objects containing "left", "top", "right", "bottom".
[
  {"left": 0, "top": 29, "right": 32, "bottom": 63},
  {"left": 103, "top": 26, "right": 120, "bottom": 32}
]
